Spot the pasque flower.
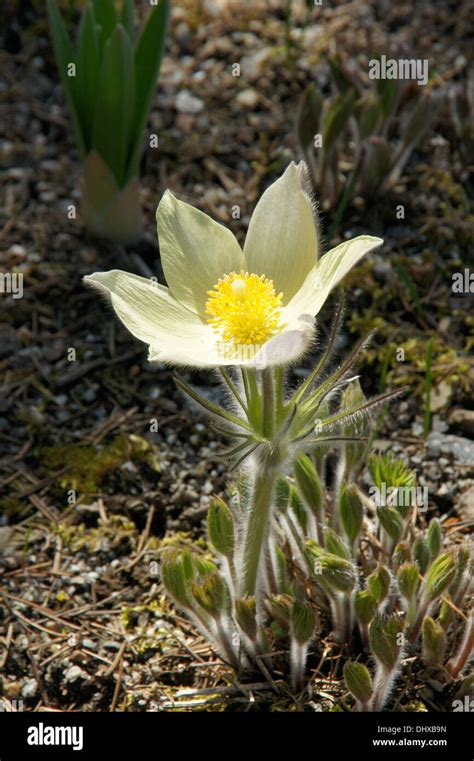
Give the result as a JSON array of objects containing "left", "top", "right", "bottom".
[{"left": 84, "top": 162, "right": 382, "bottom": 367}]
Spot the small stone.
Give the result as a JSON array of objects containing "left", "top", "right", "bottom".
[
  {"left": 449, "top": 409, "right": 474, "bottom": 438},
  {"left": 175, "top": 90, "right": 204, "bottom": 114},
  {"left": 64, "top": 665, "right": 89, "bottom": 683},
  {"left": 426, "top": 432, "right": 474, "bottom": 466},
  {"left": 8, "top": 244, "right": 26, "bottom": 258},
  {"left": 432, "top": 415, "right": 449, "bottom": 433},
  {"left": 236, "top": 88, "right": 259, "bottom": 109},
  {"left": 21, "top": 679, "right": 38, "bottom": 699},
  {"left": 202, "top": 480, "right": 214, "bottom": 495},
  {"left": 429, "top": 382, "right": 452, "bottom": 412},
  {"left": 458, "top": 486, "right": 474, "bottom": 522}
]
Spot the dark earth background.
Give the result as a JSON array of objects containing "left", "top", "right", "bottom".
[{"left": 0, "top": 0, "right": 472, "bottom": 711}]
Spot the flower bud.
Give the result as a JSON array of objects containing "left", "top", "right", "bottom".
[
  {"left": 192, "top": 572, "right": 226, "bottom": 617},
  {"left": 427, "top": 518, "right": 442, "bottom": 559},
  {"left": 449, "top": 545, "right": 471, "bottom": 597},
  {"left": 344, "top": 660, "right": 373, "bottom": 705},
  {"left": 377, "top": 505, "right": 403, "bottom": 543},
  {"left": 422, "top": 616, "right": 447, "bottom": 668},
  {"left": 291, "top": 599, "right": 316, "bottom": 645},
  {"left": 235, "top": 596, "right": 257, "bottom": 640},
  {"left": 368, "top": 564, "right": 391, "bottom": 604},
  {"left": 423, "top": 552, "right": 456, "bottom": 603},
  {"left": 369, "top": 614, "right": 404, "bottom": 671},
  {"left": 324, "top": 527, "right": 351, "bottom": 559},
  {"left": 161, "top": 549, "right": 195, "bottom": 607},
  {"left": 306, "top": 541, "right": 357, "bottom": 594},
  {"left": 339, "top": 484, "right": 364, "bottom": 545},
  {"left": 397, "top": 563, "right": 420, "bottom": 600},
  {"left": 294, "top": 454, "right": 323, "bottom": 516},
  {"left": 355, "top": 590, "right": 378, "bottom": 625},
  {"left": 268, "top": 593, "right": 293, "bottom": 626},
  {"left": 393, "top": 541, "right": 411, "bottom": 570},
  {"left": 438, "top": 594, "right": 454, "bottom": 629},
  {"left": 207, "top": 496, "right": 234, "bottom": 558},
  {"left": 413, "top": 536, "right": 430, "bottom": 574}
]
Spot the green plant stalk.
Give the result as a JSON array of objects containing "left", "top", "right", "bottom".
[{"left": 241, "top": 463, "right": 278, "bottom": 597}]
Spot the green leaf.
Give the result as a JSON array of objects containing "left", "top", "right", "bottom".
[
  {"left": 76, "top": 2, "right": 100, "bottom": 149},
  {"left": 375, "top": 76, "right": 399, "bottom": 118},
  {"left": 92, "top": 0, "right": 117, "bottom": 50},
  {"left": 322, "top": 88, "right": 357, "bottom": 153},
  {"left": 46, "top": 0, "right": 85, "bottom": 154},
  {"left": 297, "top": 83, "right": 323, "bottom": 155},
  {"left": 329, "top": 56, "right": 357, "bottom": 94},
  {"left": 92, "top": 25, "right": 135, "bottom": 187},
  {"left": 128, "top": 0, "right": 170, "bottom": 181},
  {"left": 120, "top": 0, "right": 135, "bottom": 39}
]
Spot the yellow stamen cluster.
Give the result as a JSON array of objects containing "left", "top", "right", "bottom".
[{"left": 205, "top": 271, "right": 285, "bottom": 346}]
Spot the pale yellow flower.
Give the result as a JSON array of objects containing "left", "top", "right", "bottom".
[{"left": 85, "top": 162, "right": 382, "bottom": 367}]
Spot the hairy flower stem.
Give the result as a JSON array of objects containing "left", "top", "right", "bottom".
[
  {"left": 242, "top": 465, "right": 278, "bottom": 597},
  {"left": 410, "top": 599, "right": 430, "bottom": 642},
  {"left": 216, "top": 616, "right": 240, "bottom": 670},
  {"left": 447, "top": 613, "right": 474, "bottom": 679},
  {"left": 331, "top": 594, "right": 352, "bottom": 643},
  {"left": 290, "top": 639, "right": 308, "bottom": 692},
  {"left": 261, "top": 368, "right": 275, "bottom": 439},
  {"left": 370, "top": 664, "right": 397, "bottom": 711},
  {"left": 241, "top": 369, "right": 282, "bottom": 597}
]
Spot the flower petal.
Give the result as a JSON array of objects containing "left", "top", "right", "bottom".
[
  {"left": 250, "top": 318, "right": 315, "bottom": 369},
  {"left": 284, "top": 235, "right": 383, "bottom": 322},
  {"left": 243, "top": 161, "right": 318, "bottom": 303},
  {"left": 84, "top": 270, "right": 211, "bottom": 363},
  {"left": 156, "top": 190, "right": 246, "bottom": 316}
]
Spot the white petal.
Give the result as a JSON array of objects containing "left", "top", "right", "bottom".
[
  {"left": 243, "top": 161, "right": 318, "bottom": 303},
  {"left": 84, "top": 270, "right": 210, "bottom": 361},
  {"left": 250, "top": 320, "right": 315, "bottom": 369},
  {"left": 156, "top": 191, "right": 246, "bottom": 316},
  {"left": 284, "top": 235, "right": 383, "bottom": 322}
]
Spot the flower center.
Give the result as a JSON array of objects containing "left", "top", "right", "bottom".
[{"left": 205, "top": 271, "right": 285, "bottom": 345}]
